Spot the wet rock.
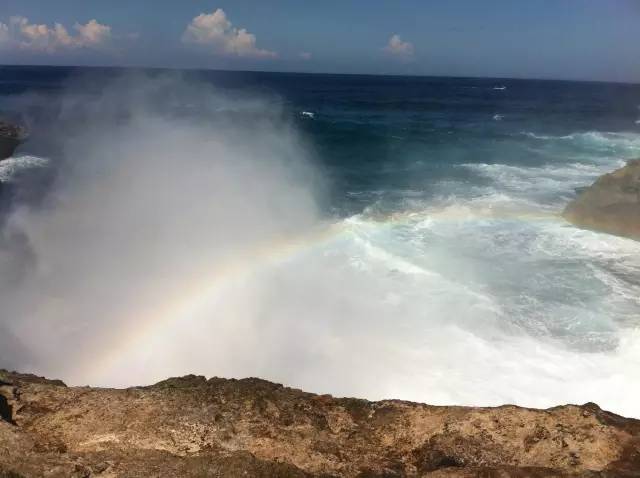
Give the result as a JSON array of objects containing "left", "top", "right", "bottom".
[{"left": 563, "top": 159, "right": 640, "bottom": 240}]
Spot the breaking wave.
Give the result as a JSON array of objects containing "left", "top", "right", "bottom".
[
  {"left": 0, "top": 155, "right": 49, "bottom": 183},
  {"left": 521, "top": 130, "right": 640, "bottom": 149}
]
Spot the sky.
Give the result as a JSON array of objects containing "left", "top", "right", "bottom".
[{"left": 0, "top": 0, "right": 639, "bottom": 82}]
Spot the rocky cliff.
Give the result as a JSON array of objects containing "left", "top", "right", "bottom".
[
  {"left": 563, "top": 159, "right": 640, "bottom": 240},
  {"left": 1, "top": 369, "right": 639, "bottom": 477}
]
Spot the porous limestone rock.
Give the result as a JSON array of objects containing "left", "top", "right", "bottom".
[{"left": 0, "top": 369, "right": 639, "bottom": 477}]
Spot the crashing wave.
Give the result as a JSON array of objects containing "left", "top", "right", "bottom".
[
  {"left": 493, "top": 86, "right": 507, "bottom": 91},
  {"left": 301, "top": 111, "right": 315, "bottom": 119},
  {"left": 0, "top": 155, "right": 49, "bottom": 183},
  {"left": 521, "top": 131, "right": 640, "bottom": 151},
  {"left": 458, "top": 159, "right": 625, "bottom": 206},
  {"left": 493, "top": 114, "right": 503, "bottom": 121}
]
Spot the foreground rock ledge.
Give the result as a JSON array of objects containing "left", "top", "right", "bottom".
[
  {"left": 1, "top": 370, "right": 639, "bottom": 477},
  {"left": 563, "top": 159, "right": 640, "bottom": 240}
]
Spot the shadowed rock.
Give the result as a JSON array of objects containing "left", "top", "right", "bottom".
[
  {"left": 0, "top": 120, "right": 26, "bottom": 160},
  {"left": 0, "top": 369, "right": 639, "bottom": 477},
  {"left": 563, "top": 159, "right": 640, "bottom": 240}
]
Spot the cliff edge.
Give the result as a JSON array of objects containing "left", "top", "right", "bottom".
[
  {"left": 563, "top": 159, "right": 640, "bottom": 240},
  {"left": 1, "top": 369, "right": 639, "bottom": 477}
]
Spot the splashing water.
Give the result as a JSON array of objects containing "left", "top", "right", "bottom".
[{"left": 1, "top": 70, "right": 640, "bottom": 417}]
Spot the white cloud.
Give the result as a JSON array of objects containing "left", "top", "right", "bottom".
[
  {"left": 182, "top": 9, "right": 276, "bottom": 59},
  {"left": 74, "top": 19, "right": 111, "bottom": 46},
  {"left": 383, "top": 34, "right": 414, "bottom": 59},
  {"left": 299, "top": 51, "right": 312, "bottom": 61},
  {"left": 0, "top": 16, "right": 111, "bottom": 53}
]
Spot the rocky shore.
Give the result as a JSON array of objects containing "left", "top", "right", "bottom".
[
  {"left": 563, "top": 159, "right": 640, "bottom": 240},
  {"left": 1, "top": 369, "right": 639, "bottom": 477}
]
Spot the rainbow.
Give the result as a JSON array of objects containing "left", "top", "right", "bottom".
[{"left": 79, "top": 206, "right": 564, "bottom": 385}]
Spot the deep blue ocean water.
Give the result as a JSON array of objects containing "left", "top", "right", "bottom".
[{"left": 1, "top": 66, "right": 640, "bottom": 415}]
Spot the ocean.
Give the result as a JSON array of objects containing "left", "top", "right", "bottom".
[{"left": 1, "top": 66, "right": 639, "bottom": 416}]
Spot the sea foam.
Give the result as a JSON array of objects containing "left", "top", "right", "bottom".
[{"left": 0, "top": 155, "right": 49, "bottom": 183}]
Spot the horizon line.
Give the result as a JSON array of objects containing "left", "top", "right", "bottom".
[{"left": 1, "top": 63, "right": 639, "bottom": 86}]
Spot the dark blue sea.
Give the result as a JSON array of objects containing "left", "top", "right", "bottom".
[{"left": 1, "top": 66, "right": 639, "bottom": 416}]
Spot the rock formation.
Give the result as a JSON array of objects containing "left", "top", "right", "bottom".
[
  {"left": 1, "top": 369, "right": 639, "bottom": 477},
  {"left": 563, "top": 159, "right": 640, "bottom": 240},
  {"left": 0, "top": 120, "right": 26, "bottom": 160}
]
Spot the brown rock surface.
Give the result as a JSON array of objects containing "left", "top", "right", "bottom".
[
  {"left": 0, "top": 369, "right": 639, "bottom": 477},
  {"left": 563, "top": 159, "right": 640, "bottom": 240}
]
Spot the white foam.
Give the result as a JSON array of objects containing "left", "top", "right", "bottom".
[
  {"left": 348, "top": 208, "right": 639, "bottom": 414},
  {"left": 459, "top": 160, "right": 622, "bottom": 205},
  {"left": 96, "top": 208, "right": 640, "bottom": 417},
  {"left": 60, "top": 148, "right": 639, "bottom": 416},
  {"left": 0, "top": 155, "right": 49, "bottom": 183},
  {"left": 522, "top": 131, "right": 640, "bottom": 153},
  {"left": 301, "top": 111, "right": 315, "bottom": 119},
  {"left": 493, "top": 114, "right": 503, "bottom": 121},
  {"left": 522, "top": 132, "right": 573, "bottom": 140},
  {"left": 293, "top": 128, "right": 640, "bottom": 417}
]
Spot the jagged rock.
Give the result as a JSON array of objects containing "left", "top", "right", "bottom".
[
  {"left": 0, "top": 369, "right": 639, "bottom": 477},
  {"left": 563, "top": 159, "right": 640, "bottom": 240},
  {"left": 0, "top": 120, "right": 26, "bottom": 160}
]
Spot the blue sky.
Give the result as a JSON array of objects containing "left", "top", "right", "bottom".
[{"left": 1, "top": 0, "right": 639, "bottom": 82}]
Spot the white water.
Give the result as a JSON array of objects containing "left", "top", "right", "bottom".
[
  {"left": 0, "top": 155, "right": 49, "bottom": 183},
  {"left": 89, "top": 130, "right": 640, "bottom": 418}
]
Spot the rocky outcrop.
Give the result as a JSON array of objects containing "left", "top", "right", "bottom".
[
  {"left": 0, "top": 120, "right": 26, "bottom": 160},
  {"left": 563, "top": 159, "right": 640, "bottom": 240},
  {"left": 0, "top": 370, "right": 639, "bottom": 477}
]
